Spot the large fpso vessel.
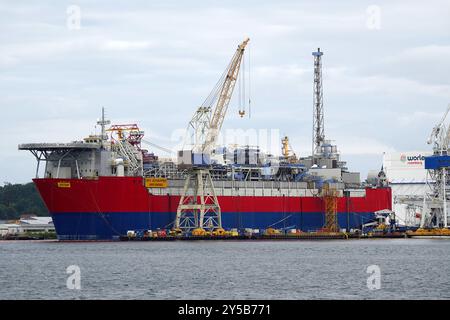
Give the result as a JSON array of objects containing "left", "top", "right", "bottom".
[
  {"left": 18, "top": 44, "right": 391, "bottom": 240},
  {"left": 18, "top": 114, "right": 391, "bottom": 240}
]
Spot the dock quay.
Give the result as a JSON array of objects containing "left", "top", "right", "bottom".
[{"left": 118, "top": 232, "right": 415, "bottom": 242}]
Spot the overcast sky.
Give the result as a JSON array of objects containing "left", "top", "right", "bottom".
[{"left": 1, "top": 0, "right": 449, "bottom": 184}]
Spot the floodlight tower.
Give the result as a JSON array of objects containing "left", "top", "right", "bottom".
[{"left": 312, "top": 48, "right": 325, "bottom": 162}]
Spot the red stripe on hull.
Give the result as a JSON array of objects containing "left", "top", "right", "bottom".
[{"left": 33, "top": 177, "right": 392, "bottom": 214}]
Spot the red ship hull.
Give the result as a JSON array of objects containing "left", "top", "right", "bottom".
[{"left": 34, "top": 177, "right": 392, "bottom": 240}]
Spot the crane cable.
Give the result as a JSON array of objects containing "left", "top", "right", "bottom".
[
  {"left": 241, "top": 52, "right": 246, "bottom": 117},
  {"left": 237, "top": 46, "right": 251, "bottom": 118},
  {"left": 141, "top": 138, "right": 175, "bottom": 155},
  {"left": 201, "top": 58, "right": 233, "bottom": 109},
  {"left": 248, "top": 42, "right": 251, "bottom": 119},
  {"left": 238, "top": 59, "right": 242, "bottom": 115}
]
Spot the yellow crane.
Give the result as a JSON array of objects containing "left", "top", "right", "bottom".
[
  {"left": 202, "top": 37, "right": 249, "bottom": 154},
  {"left": 281, "top": 136, "right": 298, "bottom": 163},
  {"left": 175, "top": 38, "right": 250, "bottom": 234}
]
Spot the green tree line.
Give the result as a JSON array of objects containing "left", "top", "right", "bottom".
[{"left": 0, "top": 182, "right": 48, "bottom": 220}]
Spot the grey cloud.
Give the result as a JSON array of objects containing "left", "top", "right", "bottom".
[{"left": 0, "top": 0, "right": 448, "bottom": 183}]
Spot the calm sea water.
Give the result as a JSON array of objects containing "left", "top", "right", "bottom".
[{"left": 0, "top": 239, "right": 449, "bottom": 300}]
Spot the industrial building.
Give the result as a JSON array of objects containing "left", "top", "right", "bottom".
[
  {"left": 382, "top": 151, "right": 432, "bottom": 226},
  {"left": 0, "top": 216, "right": 54, "bottom": 237}
]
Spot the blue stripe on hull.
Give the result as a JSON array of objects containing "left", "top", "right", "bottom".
[{"left": 51, "top": 212, "right": 376, "bottom": 240}]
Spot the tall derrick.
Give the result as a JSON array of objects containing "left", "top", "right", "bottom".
[{"left": 312, "top": 48, "right": 325, "bottom": 161}]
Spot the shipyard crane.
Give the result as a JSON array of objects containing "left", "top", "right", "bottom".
[
  {"left": 421, "top": 104, "right": 450, "bottom": 229},
  {"left": 427, "top": 105, "right": 450, "bottom": 152},
  {"left": 175, "top": 38, "right": 250, "bottom": 234}
]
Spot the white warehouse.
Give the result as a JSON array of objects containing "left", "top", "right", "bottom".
[{"left": 382, "top": 151, "right": 432, "bottom": 226}]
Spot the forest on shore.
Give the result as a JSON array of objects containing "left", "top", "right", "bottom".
[{"left": 0, "top": 183, "right": 48, "bottom": 220}]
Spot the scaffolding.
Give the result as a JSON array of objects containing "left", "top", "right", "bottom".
[{"left": 322, "top": 184, "right": 340, "bottom": 232}]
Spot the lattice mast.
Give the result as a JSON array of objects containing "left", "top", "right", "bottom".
[
  {"left": 312, "top": 48, "right": 325, "bottom": 161},
  {"left": 97, "top": 107, "right": 111, "bottom": 148}
]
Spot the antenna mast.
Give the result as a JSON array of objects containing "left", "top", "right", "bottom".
[{"left": 97, "top": 107, "right": 111, "bottom": 148}]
